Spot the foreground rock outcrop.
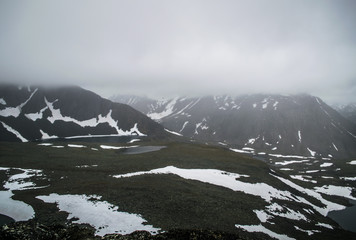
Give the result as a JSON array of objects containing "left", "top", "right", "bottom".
[{"left": 0, "top": 221, "right": 246, "bottom": 240}]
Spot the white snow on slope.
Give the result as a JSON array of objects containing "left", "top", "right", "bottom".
[
  {"left": 266, "top": 203, "right": 308, "bottom": 221},
  {"left": 194, "top": 118, "right": 209, "bottom": 134},
  {"left": 348, "top": 160, "right": 356, "bottom": 165},
  {"left": 314, "top": 185, "right": 356, "bottom": 200},
  {"left": 147, "top": 97, "right": 178, "bottom": 120},
  {"left": 45, "top": 98, "right": 145, "bottom": 136},
  {"left": 0, "top": 98, "right": 6, "bottom": 105},
  {"left": 332, "top": 143, "right": 339, "bottom": 151},
  {"left": 247, "top": 137, "right": 257, "bottom": 145},
  {"left": 262, "top": 98, "right": 269, "bottom": 109},
  {"left": 290, "top": 175, "right": 317, "bottom": 184},
  {"left": 273, "top": 101, "right": 279, "bottom": 110},
  {"left": 270, "top": 154, "right": 310, "bottom": 159},
  {"left": 113, "top": 166, "right": 297, "bottom": 203},
  {"left": 68, "top": 144, "right": 86, "bottom": 148},
  {"left": 236, "top": 224, "right": 295, "bottom": 240},
  {"left": 36, "top": 194, "right": 160, "bottom": 236},
  {"left": 316, "top": 223, "right": 333, "bottom": 229},
  {"left": 230, "top": 148, "right": 252, "bottom": 154},
  {"left": 340, "top": 177, "right": 356, "bottom": 181},
  {"left": 0, "top": 191, "right": 35, "bottom": 221},
  {"left": 38, "top": 143, "right": 52, "bottom": 146},
  {"left": 320, "top": 163, "right": 333, "bottom": 168},
  {"left": 0, "top": 88, "right": 38, "bottom": 117},
  {"left": 298, "top": 131, "right": 302, "bottom": 143},
  {"left": 274, "top": 160, "right": 310, "bottom": 166},
  {"left": 307, "top": 148, "right": 316, "bottom": 157},
  {"left": 0, "top": 167, "right": 46, "bottom": 221},
  {"left": 25, "top": 106, "right": 48, "bottom": 121},
  {"left": 273, "top": 175, "right": 345, "bottom": 216},
  {"left": 165, "top": 128, "right": 183, "bottom": 136},
  {"left": 40, "top": 130, "right": 58, "bottom": 140},
  {"left": 1, "top": 167, "right": 45, "bottom": 192},
  {"left": 294, "top": 226, "right": 320, "bottom": 236},
  {"left": 100, "top": 145, "right": 138, "bottom": 150},
  {"left": 113, "top": 166, "right": 348, "bottom": 226},
  {"left": 179, "top": 121, "right": 189, "bottom": 132},
  {"left": 0, "top": 121, "right": 28, "bottom": 142}
]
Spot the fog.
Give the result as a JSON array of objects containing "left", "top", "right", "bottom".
[{"left": 0, "top": 0, "right": 356, "bottom": 104}]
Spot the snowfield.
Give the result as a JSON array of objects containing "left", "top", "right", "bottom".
[
  {"left": 0, "top": 167, "right": 47, "bottom": 221},
  {"left": 36, "top": 194, "right": 160, "bottom": 236},
  {"left": 113, "top": 165, "right": 347, "bottom": 219}
]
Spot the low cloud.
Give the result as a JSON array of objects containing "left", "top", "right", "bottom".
[{"left": 0, "top": 0, "right": 355, "bottom": 103}]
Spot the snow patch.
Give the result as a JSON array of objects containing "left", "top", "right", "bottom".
[
  {"left": 294, "top": 226, "right": 320, "bottom": 236},
  {"left": 100, "top": 145, "right": 139, "bottom": 150},
  {"left": 273, "top": 101, "right": 279, "bottom": 110},
  {"left": 290, "top": 175, "right": 317, "bottom": 184},
  {"left": 298, "top": 131, "right": 302, "bottom": 143},
  {"left": 0, "top": 88, "right": 38, "bottom": 117},
  {"left": 36, "top": 194, "right": 160, "bottom": 236},
  {"left": 25, "top": 106, "right": 48, "bottom": 121},
  {"left": 236, "top": 224, "right": 295, "bottom": 240},
  {"left": 307, "top": 148, "right": 316, "bottom": 157},
  {"left": 40, "top": 130, "right": 58, "bottom": 140},
  {"left": 340, "top": 176, "right": 356, "bottom": 181},
  {"left": 45, "top": 98, "right": 145, "bottom": 136},
  {"left": 114, "top": 166, "right": 299, "bottom": 204},
  {"left": 316, "top": 223, "right": 333, "bottom": 229},
  {"left": 179, "top": 121, "right": 189, "bottom": 132},
  {"left": 147, "top": 97, "right": 178, "bottom": 120},
  {"left": 347, "top": 160, "right": 356, "bottom": 165},
  {"left": 332, "top": 143, "right": 338, "bottom": 151},
  {"left": 0, "top": 167, "right": 46, "bottom": 221},
  {"left": 320, "top": 162, "right": 333, "bottom": 167},
  {"left": 314, "top": 185, "right": 356, "bottom": 200},
  {"left": 274, "top": 160, "right": 309, "bottom": 166},
  {"left": 0, "top": 98, "right": 7, "bottom": 105},
  {"left": 0, "top": 121, "right": 28, "bottom": 142},
  {"left": 165, "top": 128, "right": 183, "bottom": 136},
  {"left": 68, "top": 144, "right": 86, "bottom": 148},
  {"left": 38, "top": 143, "right": 52, "bottom": 146}
]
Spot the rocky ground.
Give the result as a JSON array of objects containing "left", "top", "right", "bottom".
[{"left": 0, "top": 221, "right": 247, "bottom": 240}]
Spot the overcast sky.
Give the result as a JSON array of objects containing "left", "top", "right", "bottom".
[{"left": 1, "top": 0, "right": 356, "bottom": 103}]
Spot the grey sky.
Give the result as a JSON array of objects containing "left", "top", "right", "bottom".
[{"left": 0, "top": 0, "right": 356, "bottom": 104}]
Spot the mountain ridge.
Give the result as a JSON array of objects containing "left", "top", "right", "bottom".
[
  {"left": 111, "top": 93, "right": 356, "bottom": 159},
  {"left": 0, "top": 84, "right": 168, "bottom": 142}
]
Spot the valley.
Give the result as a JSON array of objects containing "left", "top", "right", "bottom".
[{"left": 0, "top": 138, "right": 356, "bottom": 239}]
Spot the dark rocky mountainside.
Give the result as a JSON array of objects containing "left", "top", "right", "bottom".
[
  {"left": 111, "top": 94, "right": 356, "bottom": 159},
  {"left": 0, "top": 84, "right": 167, "bottom": 142}
]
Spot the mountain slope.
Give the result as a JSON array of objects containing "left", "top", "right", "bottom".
[
  {"left": 111, "top": 94, "right": 356, "bottom": 159},
  {"left": 333, "top": 103, "right": 356, "bottom": 125},
  {"left": 0, "top": 84, "right": 167, "bottom": 142}
]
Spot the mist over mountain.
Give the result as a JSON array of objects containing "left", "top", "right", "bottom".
[
  {"left": 111, "top": 94, "right": 356, "bottom": 159},
  {"left": 333, "top": 103, "right": 356, "bottom": 125},
  {"left": 0, "top": 84, "right": 167, "bottom": 142}
]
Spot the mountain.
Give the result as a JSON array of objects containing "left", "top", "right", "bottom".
[
  {"left": 0, "top": 84, "right": 167, "bottom": 142},
  {"left": 111, "top": 94, "right": 356, "bottom": 159},
  {"left": 333, "top": 103, "right": 356, "bottom": 125}
]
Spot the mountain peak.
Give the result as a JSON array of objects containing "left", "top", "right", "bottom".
[{"left": 0, "top": 84, "right": 167, "bottom": 142}]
